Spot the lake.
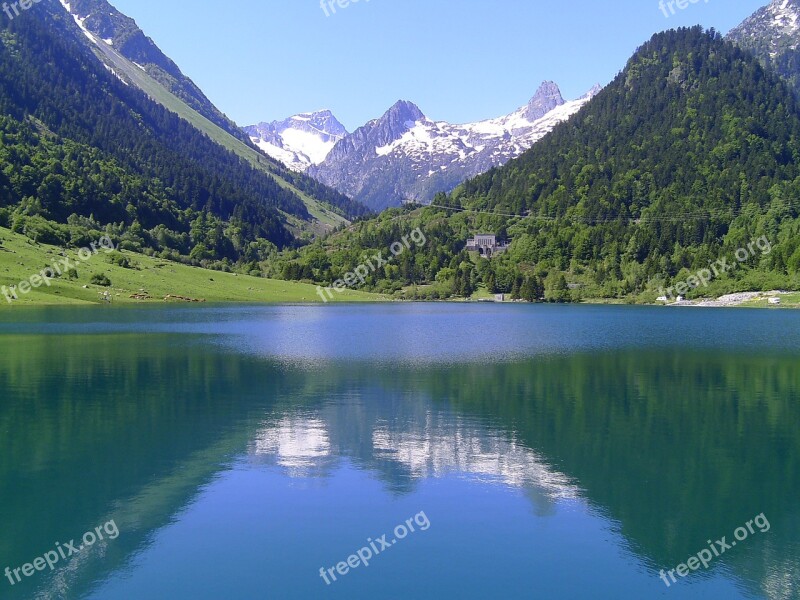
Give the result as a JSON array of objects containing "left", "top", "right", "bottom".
[{"left": 0, "top": 304, "right": 798, "bottom": 599}]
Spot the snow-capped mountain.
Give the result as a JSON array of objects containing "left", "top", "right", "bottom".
[
  {"left": 244, "top": 111, "right": 348, "bottom": 172},
  {"left": 306, "top": 82, "right": 601, "bottom": 211},
  {"left": 728, "top": 0, "right": 800, "bottom": 96}
]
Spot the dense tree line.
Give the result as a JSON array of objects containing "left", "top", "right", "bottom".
[{"left": 0, "top": 116, "right": 283, "bottom": 264}]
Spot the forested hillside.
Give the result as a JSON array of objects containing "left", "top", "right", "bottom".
[{"left": 0, "top": 3, "right": 366, "bottom": 269}]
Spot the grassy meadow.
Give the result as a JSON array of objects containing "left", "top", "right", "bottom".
[{"left": 0, "top": 227, "right": 380, "bottom": 306}]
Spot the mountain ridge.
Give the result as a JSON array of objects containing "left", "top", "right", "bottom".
[
  {"left": 55, "top": 0, "right": 368, "bottom": 231},
  {"left": 59, "top": 0, "right": 250, "bottom": 145},
  {"left": 728, "top": 0, "right": 800, "bottom": 96},
  {"left": 245, "top": 110, "right": 348, "bottom": 172},
  {"left": 297, "top": 82, "right": 601, "bottom": 211}
]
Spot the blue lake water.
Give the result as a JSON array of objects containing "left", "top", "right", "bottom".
[{"left": 0, "top": 304, "right": 798, "bottom": 599}]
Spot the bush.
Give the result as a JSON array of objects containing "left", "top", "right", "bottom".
[
  {"left": 107, "top": 252, "right": 132, "bottom": 269},
  {"left": 119, "top": 241, "right": 141, "bottom": 253},
  {"left": 21, "top": 216, "right": 68, "bottom": 246},
  {"left": 90, "top": 273, "right": 111, "bottom": 287}
]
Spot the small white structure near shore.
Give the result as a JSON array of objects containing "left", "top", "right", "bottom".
[{"left": 768, "top": 297, "right": 781, "bottom": 305}]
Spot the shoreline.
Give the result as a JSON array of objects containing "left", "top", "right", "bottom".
[
  {"left": 3, "top": 227, "right": 797, "bottom": 309},
  {"left": 658, "top": 290, "right": 798, "bottom": 309},
  {"left": 2, "top": 292, "right": 798, "bottom": 309}
]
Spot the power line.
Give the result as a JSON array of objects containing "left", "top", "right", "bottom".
[{"left": 427, "top": 197, "right": 799, "bottom": 224}]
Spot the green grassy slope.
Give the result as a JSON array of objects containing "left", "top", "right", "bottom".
[
  {"left": 741, "top": 292, "right": 800, "bottom": 308},
  {"left": 0, "top": 227, "right": 380, "bottom": 306},
  {"left": 84, "top": 37, "right": 347, "bottom": 233}
]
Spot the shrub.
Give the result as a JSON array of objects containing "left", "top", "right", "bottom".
[
  {"left": 107, "top": 252, "right": 131, "bottom": 269},
  {"left": 90, "top": 273, "right": 111, "bottom": 287}
]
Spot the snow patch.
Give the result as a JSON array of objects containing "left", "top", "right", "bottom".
[
  {"left": 252, "top": 138, "right": 307, "bottom": 170},
  {"left": 58, "top": 0, "right": 100, "bottom": 44},
  {"left": 280, "top": 129, "right": 339, "bottom": 165},
  {"left": 770, "top": 0, "right": 800, "bottom": 32}
]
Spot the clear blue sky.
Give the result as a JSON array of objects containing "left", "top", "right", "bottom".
[{"left": 110, "top": 0, "right": 768, "bottom": 130}]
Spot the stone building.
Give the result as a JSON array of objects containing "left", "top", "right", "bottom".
[{"left": 466, "top": 234, "right": 509, "bottom": 258}]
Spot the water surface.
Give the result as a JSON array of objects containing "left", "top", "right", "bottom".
[{"left": 0, "top": 304, "right": 798, "bottom": 599}]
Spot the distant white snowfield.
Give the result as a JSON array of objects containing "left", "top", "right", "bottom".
[{"left": 245, "top": 111, "right": 347, "bottom": 172}]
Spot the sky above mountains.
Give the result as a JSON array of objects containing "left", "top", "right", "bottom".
[{"left": 110, "top": 0, "right": 768, "bottom": 130}]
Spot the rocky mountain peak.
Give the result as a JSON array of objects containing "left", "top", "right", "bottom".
[
  {"left": 767, "top": 0, "right": 800, "bottom": 33},
  {"left": 308, "top": 82, "right": 598, "bottom": 211},
  {"left": 244, "top": 109, "right": 349, "bottom": 171},
  {"left": 523, "top": 81, "right": 565, "bottom": 121},
  {"left": 383, "top": 100, "right": 426, "bottom": 127},
  {"left": 729, "top": 0, "right": 800, "bottom": 39},
  {"left": 348, "top": 100, "right": 426, "bottom": 150},
  {"left": 582, "top": 83, "right": 603, "bottom": 99},
  {"left": 287, "top": 110, "right": 348, "bottom": 138}
]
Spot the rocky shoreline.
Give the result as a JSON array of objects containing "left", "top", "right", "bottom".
[{"left": 667, "top": 291, "right": 791, "bottom": 308}]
